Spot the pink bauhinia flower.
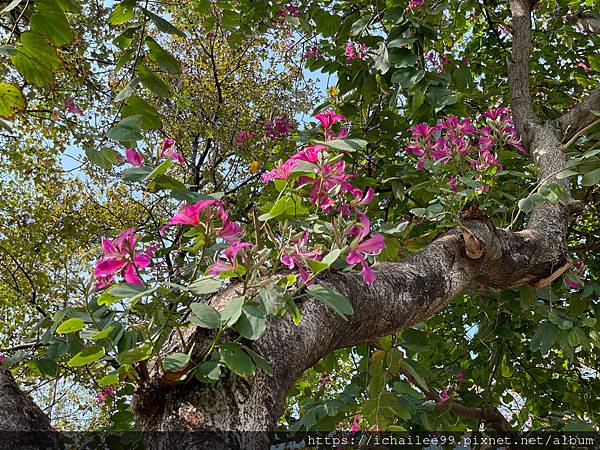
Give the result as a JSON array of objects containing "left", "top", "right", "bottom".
[
  {"left": 346, "top": 214, "right": 385, "bottom": 284},
  {"left": 94, "top": 228, "right": 152, "bottom": 285},
  {"left": 0, "top": 355, "right": 5, "bottom": 363},
  {"left": 160, "top": 138, "right": 185, "bottom": 165},
  {"left": 280, "top": 230, "right": 322, "bottom": 285},
  {"left": 125, "top": 148, "right": 143, "bottom": 167},
  {"left": 577, "top": 62, "right": 593, "bottom": 71},
  {"left": 298, "top": 160, "right": 354, "bottom": 211},
  {"left": 314, "top": 110, "right": 347, "bottom": 132},
  {"left": 219, "top": 219, "right": 243, "bottom": 243},
  {"left": 261, "top": 159, "right": 298, "bottom": 183},
  {"left": 438, "top": 388, "right": 450, "bottom": 403},
  {"left": 290, "top": 145, "right": 327, "bottom": 164},
  {"left": 207, "top": 241, "right": 254, "bottom": 276},
  {"left": 235, "top": 131, "right": 256, "bottom": 147},
  {"left": 162, "top": 200, "right": 225, "bottom": 232},
  {"left": 350, "top": 414, "right": 361, "bottom": 432},
  {"left": 448, "top": 176, "right": 459, "bottom": 192},
  {"left": 65, "top": 99, "right": 84, "bottom": 115},
  {"left": 96, "top": 387, "right": 116, "bottom": 405},
  {"left": 406, "top": 0, "right": 424, "bottom": 13},
  {"left": 345, "top": 40, "right": 358, "bottom": 63},
  {"left": 305, "top": 46, "right": 321, "bottom": 60}
]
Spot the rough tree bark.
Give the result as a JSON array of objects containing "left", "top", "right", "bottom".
[{"left": 1, "top": 1, "right": 598, "bottom": 449}]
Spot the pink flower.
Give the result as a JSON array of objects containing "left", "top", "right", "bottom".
[
  {"left": 482, "top": 107, "right": 510, "bottom": 121},
  {"left": 208, "top": 242, "right": 254, "bottom": 276},
  {"left": 276, "top": 4, "right": 301, "bottom": 22},
  {"left": 290, "top": 145, "right": 326, "bottom": 164},
  {"left": 565, "top": 275, "right": 581, "bottom": 290},
  {"left": 345, "top": 40, "right": 358, "bottom": 63},
  {"left": 346, "top": 214, "right": 385, "bottom": 284},
  {"left": 319, "top": 372, "right": 331, "bottom": 386},
  {"left": 411, "top": 123, "right": 438, "bottom": 139},
  {"left": 162, "top": 200, "right": 225, "bottom": 232},
  {"left": 350, "top": 414, "right": 361, "bottom": 433},
  {"left": 125, "top": 148, "right": 143, "bottom": 167},
  {"left": 261, "top": 159, "right": 299, "bottom": 183},
  {"left": 456, "top": 372, "right": 465, "bottom": 382},
  {"left": 280, "top": 231, "right": 322, "bottom": 285},
  {"left": 305, "top": 46, "right": 321, "bottom": 60},
  {"left": 219, "top": 220, "right": 243, "bottom": 243},
  {"left": 94, "top": 228, "right": 152, "bottom": 286},
  {"left": 65, "top": 99, "right": 84, "bottom": 115},
  {"left": 160, "top": 138, "right": 185, "bottom": 165},
  {"left": 96, "top": 387, "right": 116, "bottom": 405},
  {"left": 314, "top": 110, "right": 347, "bottom": 132},
  {"left": 406, "top": 0, "right": 424, "bottom": 13},
  {"left": 265, "top": 113, "right": 294, "bottom": 139},
  {"left": 0, "top": 355, "right": 5, "bottom": 363},
  {"left": 235, "top": 131, "right": 256, "bottom": 147},
  {"left": 448, "top": 176, "right": 458, "bottom": 192},
  {"left": 577, "top": 62, "right": 593, "bottom": 71},
  {"left": 438, "top": 388, "right": 450, "bottom": 403},
  {"left": 298, "top": 160, "right": 354, "bottom": 211}
]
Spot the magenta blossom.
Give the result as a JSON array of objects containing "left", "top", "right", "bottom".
[
  {"left": 280, "top": 230, "right": 322, "bottom": 285},
  {"left": 565, "top": 275, "right": 581, "bottom": 290},
  {"left": 265, "top": 113, "right": 294, "bottom": 139},
  {"left": 319, "top": 372, "right": 331, "bottom": 386},
  {"left": 65, "top": 99, "right": 84, "bottom": 115},
  {"left": 125, "top": 148, "right": 143, "bottom": 167},
  {"left": 305, "top": 46, "right": 321, "bottom": 60},
  {"left": 0, "top": 355, "right": 5, "bottom": 363},
  {"left": 448, "top": 176, "right": 458, "bottom": 192},
  {"left": 235, "top": 131, "right": 256, "bottom": 147},
  {"left": 162, "top": 199, "right": 229, "bottom": 235},
  {"left": 208, "top": 241, "right": 254, "bottom": 276},
  {"left": 290, "top": 145, "right": 326, "bottom": 164},
  {"left": 350, "top": 414, "right": 361, "bottom": 433},
  {"left": 577, "top": 62, "right": 593, "bottom": 71},
  {"left": 160, "top": 138, "right": 185, "bottom": 165},
  {"left": 406, "top": 0, "right": 424, "bottom": 13},
  {"left": 94, "top": 228, "right": 152, "bottom": 286},
  {"left": 261, "top": 159, "right": 298, "bottom": 183},
  {"left": 314, "top": 110, "right": 347, "bottom": 132},
  {"left": 298, "top": 160, "right": 355, "bottom": 211},
  {"left": 346, "top": 214, "right": 385, "bottom": 284},
  {"left": 438, "top": 388, "right": 450, "bottom": 404},
  {"left": 96, "top": 387, "right": 116, "bottom": 405},
  {"left": 219, "top": 219, "right": 243, "bottom": 243}
]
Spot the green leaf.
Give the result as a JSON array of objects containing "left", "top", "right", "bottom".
[
  {"left": 241, "top": 345, "right": 272, "bottom": 376},
  {"left": 0, "top": 83, "right": 25, "bottom": 119},
  {"left": 92, "top": 325, "right": 114, "bottom": 340},
  {"left": 0, "top": 45, "right": 16, "bottom": 56},
  {"left": 188, "top": 277, "right": 222, "bottom": 295},
  {"left": 98, "top": 374, "right": 119, "bottom": 387},
  {"left": 108, "top": 0, "right": 136, "bottom": 25},
  {"left": 582, "top": 167, "right": 600, "bottom": 186},
  {"left": 588, "top": 54, "right": 600, "bottom": 73},
  {"left": 568, "top": 327, "right": 587, "bottom": 347},
  {"left": 67, "top": 345, "right": 105, "bottom": 367},
  {"left": 35, "top": 358, "right": 58, "bottom": 377},
  {"left": 380, "top": 222, "right": 408, "bottom": 234},
  {"left": 234, "top": 306, "right": 267, "bottom": 340},
  {"left": 56, "top": 317, "right": 85, "bottom": 334},
  {"left": 220, "top": 296, "right": 245, "bottom": 326},
  {"left": 118, "top": 343, "right": 152, "bottom": 364},
  {"left": 219, "top": 342, "right": 255, "bottom": 376},
  {"left": 30, "top": 0, "right": 73, "bottom": 46},
  {"left": 518, "top": 197, "right": 533, "bottom": 213},
  {"left": 122, "top": 95, "right": 162, "bottom": 129},
  {"left": 114, "top": 76, "right": 141, "bottom": 102},
  {"left": 190, "top": 302, "right": 221, "bottom": 329},
  {"left": 144, "top": 158, "right": 171, "bottom": 180},
  {"left": 137, "top": 64, "right": 170, "bottom": 97},
  {"left": 122, "top": 166, "right": 153, "bottom": 181},
  {"left": 307, "top": 284, "right": 354, "bottom": 319},
  {"left": 109, "top": 283, "right": 149, "bottom": 298},
  {"left": 391, "top": 69, "right": 425, "bottom": 89},
  {"left": 195, "top": 360, "right": 222, "bottom": 383},
  {"left": 350, "top": 16, "right": 371, "bottom": 36},
  {"left": 85, "top": 147, "right": 122, "bottom": 169},
  {"left": 141, "top": 7, "right": 186, "bottom": 37},
  {"left": 145, "top": 37, "right": 181, "bottom": 75},
  {"left": 11, "top": 32, "right": 62, "bottom": 87},
  {"left": 313, "top": 138, "right": 368, "bottom": 152},
  {"left": 163, "top": 352, "right": 190, "bottom": 372},
  {"left": 530, "top": 321, "right": 558, "bottom": 353}
]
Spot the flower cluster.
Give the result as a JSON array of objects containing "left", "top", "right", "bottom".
[
  {"left": 345, "top": 40, "right": 368, "bottom": 63},
  {"left": 235, "top": 131, "right": 257, "bottom": 147},
  {"left": 405, "top": 108, "right": 524, "bottom": 192},
  {"left": 276, "top": 4, "right": 301, "bottom": 23},
  {"left": 65, "top": 99, "right": 84, "bottom": 116},
  {"left": 160, "top": 138, "right": 185, "bottom": 165},
  {"left": 305, "top": 46, "right": 321, "bottom": 60},
  {"left": 94, "top": 228, "right": 154, "bottom": 288},
  {"left": 95, "top": 386, "right": 116, "bottom": 404},
  {"left": 260, "top": 110, "right": 384, "bottom": 284},
  {"left": 264, "top": 113, "right": 294, "bottom": 140},
  {"left": 406, "top": 0, "right": 424, "bottom": 13}
]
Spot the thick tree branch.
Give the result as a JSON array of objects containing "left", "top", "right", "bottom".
[
  {"left": 0, "top": 366, "right": 62, "bottom": 448},
  {"left": 553, "top": 86, "right": 600, "bottom": 142},
  {"left": 507, "top": 0, "right": 538, "bottom": 137}
]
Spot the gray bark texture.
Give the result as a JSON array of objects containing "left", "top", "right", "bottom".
[{"left": 0, "top": 1, "right": 598, "bottom": 449}]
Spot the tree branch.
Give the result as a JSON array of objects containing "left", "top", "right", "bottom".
[
  {"left": 507, "top": 0, "right": 538, "bottom": 137},
  {"left": 553, "top": 86, "right": 600, "bottom": 142}
]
